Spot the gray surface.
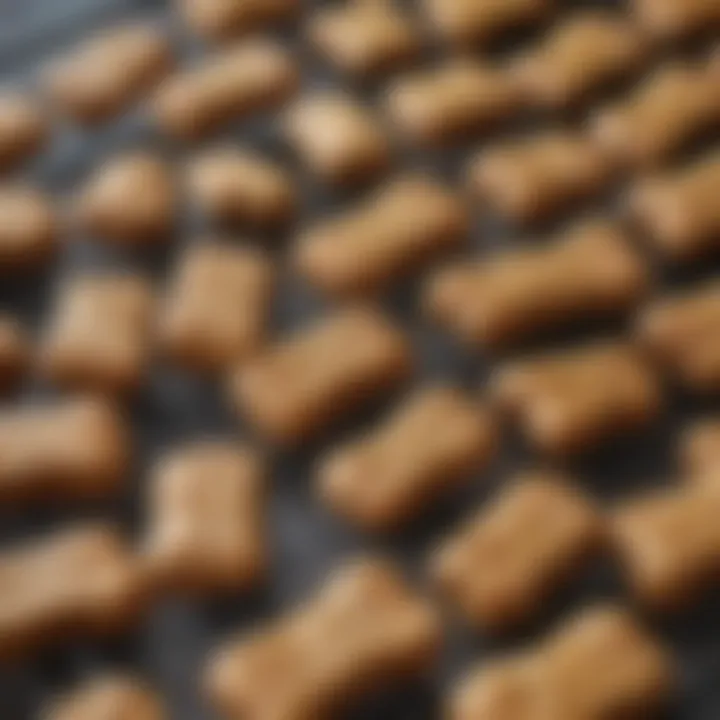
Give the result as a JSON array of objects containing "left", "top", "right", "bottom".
[{"left": 0, "top": 0, "right": 720, "bottom": 718}]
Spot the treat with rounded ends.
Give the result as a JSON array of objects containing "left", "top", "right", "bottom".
[
  {"left": 294, "top": 174, "right": 467, "bottom": 296},
  {"left": 40, "top": 274, "right": 154, "bottom": 394},
  {"left": 205, "top": 558, "right": 440, "bottom": 720},
  {"left": 432, "top": 472, "right": 604, "bottom": 631},
  {"left": 612, "top": 484, "right": 720, "bottom": 609},
  {"left": 0, "top": 397, "right": 130, "bottom": 504},
  {"left": 44, "top": 675, "right": 164, "bottom": 720},
  {"left": 468, "top": 131, "right": 614, "bottom": 225},
  {"left": 492, "top": 341, "right": 663, "bottom": 456},
  {"left": 425, "top": 220, "right": 649, "bottom": 350},
  {"left": 308, "top": 0, "right": 420, "bottom": 79},
  {"left": 630, "top": 153, "right": 720, "bottom": 262},
  {"left": 186, "top": 147, "right": 296, "bottom": 230},
  {"left": 0, "top": 523, "right": 144, "bottom": 659},
  {"left": 0, "top": 315, "right": 29, "bottom": 394},
  {"left": 142, "top": 443, "right": 265, "bottom": 594},
  {"left": 75, "top": 153, "right": 175, "bottom": 246},
  {"left": 423, "top": 0, "right": 552, "bottom": 48},
  {"left": 283, "top": 92, "right": 391, "bottom": 186},
  {"left": 318, "top": 385, "right": 496, "bottom": 532},
  {"left": 450, "top": 606, "right": 674, "bottom": 720},
  {"left": 385, "top": 60, "right": 522, "bottom": 146},
  {"left": 680, "top": 419, "right": 720, "bottom": 478},
  {"left": 43, "top": 23, "right": 172, "bottom": 125},
  {"left": 591, "top": 62, "right": 720, "bottom": 169},
  {"left": 512, "top": 12, "right": 648, "bottom": 110},
  {"left": 153, "top": 39, "right": 298, "bottom": 140},
  {"left": 0, "top": 93, "right": 46, "bottom": 172},
  {"left": 0, "top": 186, "right": 57, "bottom": 272},
  {"left": 631, "top": 0, "right": 720, "bottom": 41},
  {"left": 230, "top": 307, "right": 411, "bottom": 445},
  {"left": 160, "top": 242, "right": 273, "bottom": 373},
  {"left": 180, "top": 0, "right": 298, "bottom": 41}
]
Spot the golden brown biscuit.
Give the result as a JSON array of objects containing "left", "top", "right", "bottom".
[
  {"left": 0, "top": 93, "right": 46, "bottom": 172},
  {"left": 631, "top": 0, "right": 720, "bottom": 41}
]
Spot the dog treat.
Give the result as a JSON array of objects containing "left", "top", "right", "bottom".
[
  {"left": 308, "top": 0, "right": 420, "bottom": 79},
  {"left": 0, "top": 523, "right": 144, "bottom": 659},
  {"left": 153, "top": 39, "right": 298, "bottom": 140},
  {"left": 613, "top": 484, "right": 720, "bottom": 609},
  {"left": 318, "top": 386, "right": 496, "bottom": 531},
  {"left": 205, "top": 558, "right": 440, "bottom": 720},
  {"left": 512, "top": 12, "right": 647, "bottom": 110},
  {"left": 423, "top": 0, "right": 552, "bottom": 48},
  {"left": 425, "top": 220, "right": 649, "bottom": 350},
  {"left": 385, "top": 60, "right": 522, "bottom": 146},
  {"left": 180, "top": 0, "right": 297, "bottom": 41},
  {"left": 143, "top": 443, "right": 265, "bottom": 594},
  {"left": 283, "top": 92, "right": 390, "bottom": 185},
  {"left": 40, "top": 274, "right": 153, "bottom": 394},
  {"left": 294, "top": 175, "right": 467, "bottom": 296},
  {"left": 0, "top": 93, "right": 46, "bottom": 171},
  {"left": 45, "top": 676, "right": 164, "bottom": 720},
  {"left": 592, "top": 62, "right": 720, "bottom": 169},
  {"left": 450, "top": 605, "right": 674, "bottom": 720},
  {"left": 468, "top": 131, "right": 614, "bottom": 225},
  {"left": 230, "top": 307, "right": 411, "bottom": 445},
  {"left": 680, "top": 419, "right": 720, "bottom": 478},
  {"left": 74, "top": 153, "right": 175, "bottom": 247},
  {"left": 0, "top": 398, "right": 129, "bottom": 504},
  {"left": 630, "top": 154, "right": 720, "bottom": 262},
  {"left": 433, "top": 473, "right": 604, "bottom": 631},
  {"left": 43, "top": 24, "right": 172, "bottom": 124},
  {"left": 160, "top": 242, "right": 273, "bottom": 373},
  {"left": 0, "top": 186, "right": 57, "bottom": 272},
  {"left": 631, "top": 0, "right": 720, "bottom": 41},
  {"left": 492, "top": 342, "right": 662, "bottom": 456},
  {"left": 0, "top": 316, "right": 29, "bottom": 394},
  {"left": 186, "top": 147, "right": 296, "bottom": 229}
]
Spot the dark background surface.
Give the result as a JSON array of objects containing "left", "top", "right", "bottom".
[{"left": 0, "top": 0, "right": 719, "bottom": 717}]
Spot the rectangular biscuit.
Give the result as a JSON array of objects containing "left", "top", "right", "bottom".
[
  {"left": 631, "top": 0, "right": 720, "bottom": 41},
  {"left": 317, "top": 385, "right": 496, "bottom": 531},
  {"left": 0, "top": 93, "right": 46, "bottom": 172},
  {"left": 679, "top": 419, "right": 720, "bottom": 478}
]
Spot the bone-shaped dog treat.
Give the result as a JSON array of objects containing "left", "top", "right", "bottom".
[
  {"left": 492, "top": 341, "right": 663, "bottom": 456},
  {"left": 631, "top": 0, "right": 720, "bottom": 41},
  {"left": 230, "top": 307, "right": 411, "bottom": 445},
  {"left": 0, "top": 315, "right": 29, "bottom": 395},
  {"left": 432, "top": 472, "right": 604, "bottom": 631},
  {"left": 680, "top": 419, "right": 720, "bottom": 478},
  {"left": 425, "top": 220, "right": 648, "bottom": 349},
  {"left": 0, "top": 93, "right": 46, "bottom": 172},
  {"left": 205, "top": 559, "right": 440, "bottom": 720},
  {"left": 294, "top": 174, "right": 467, "bottom": 296},
  {"left": 153, "top": 39, "right": 298, "bottom": 140},
  {"left": 318, "top": 385, "right": 496, "bottom": 531}
]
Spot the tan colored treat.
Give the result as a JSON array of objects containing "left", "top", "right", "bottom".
[
  {"left": 205, "top": 558, "right": 440, "bottom": 720},
  {"left": 385, "top": 60, "right": 522, "bottom": 146},
  {"left": 160, "top": 242, "right": 273, "bottom": 373},
  {"left": 468, "top": 131, "right": 614, "bottom": 225},
  {"left": 308, "top": 0, "right": 420, "bottom": 79},
  {"left": 0, "top": 186, "right": 57, "bottom": 272},
  {"left": 423, "top": 0, "right": 552, "bottom": 48},
  {"left": 180, "top": 0, "right": 298, "bottom": 41},
  {"left": 451, "top": 606, "right": 674, "bottom": 720},
  {"left": 230, "top": 307, "right": 411, "bottom": 445},
  {"left": 143, "top": 443, "right": 265, "bottom": 594},
  {"left": 283, "top": 93, "right": 390, "bottom": 185},
  {"left": 43, "top": 24, "right": 172, "bottom": 125},
  {"left": 45, "top": 676, "right": 164, "bottom": 720},
  {"left": 425, "top": 220, "right": 649, "bottom": 350},
  {"left": 592, "top": 62, "right": 720, "bottom": 169},
  {"left": 513, "top": 12, "right": 647, "bottom": 110},
  {"left": 40, "top": 275, "right": 153, "bottom": 394},
  {"left": 680, "top": 419, "right": 720, "bottom": 477},
  {"left": 153, "top": 39, "right": 298, "bottom": 141},
  {"left": 318, "top": 386, "right": 496, "bottom": 531},
  {"left": 186, "top": 147, "right": 296, "bottom": 229},
  {"left": 0, "top": 398, "right": 129, "bottom": 504},
  {"left": 0, "top": 316, "right": 29, "bottom": 394},
  {"left": 631, "top": 0, "right": 720, "bottom": 41},
  {"left": 432, "top": 473, "right": 604, "bottom": 631},
  {"left": 75, "top": 153, "right": 175, "bottom": 247},
  {"left": 492, "top": 341, "right": 663, "bottom": 456},
  {"left": 613, "top": 484, "right": 720, "bottom": 609},
  {"left": 0, "top": 94, "right": 46, "bottom": 172},
  {"left": 294, "top": 175, "right": 467, "bottom": 296},
  {"left": 0, "top": 524, "right": 144, "bottom": 659},
  {"left": 630, "top": 154, "right": 720, "bottom": 262}
]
